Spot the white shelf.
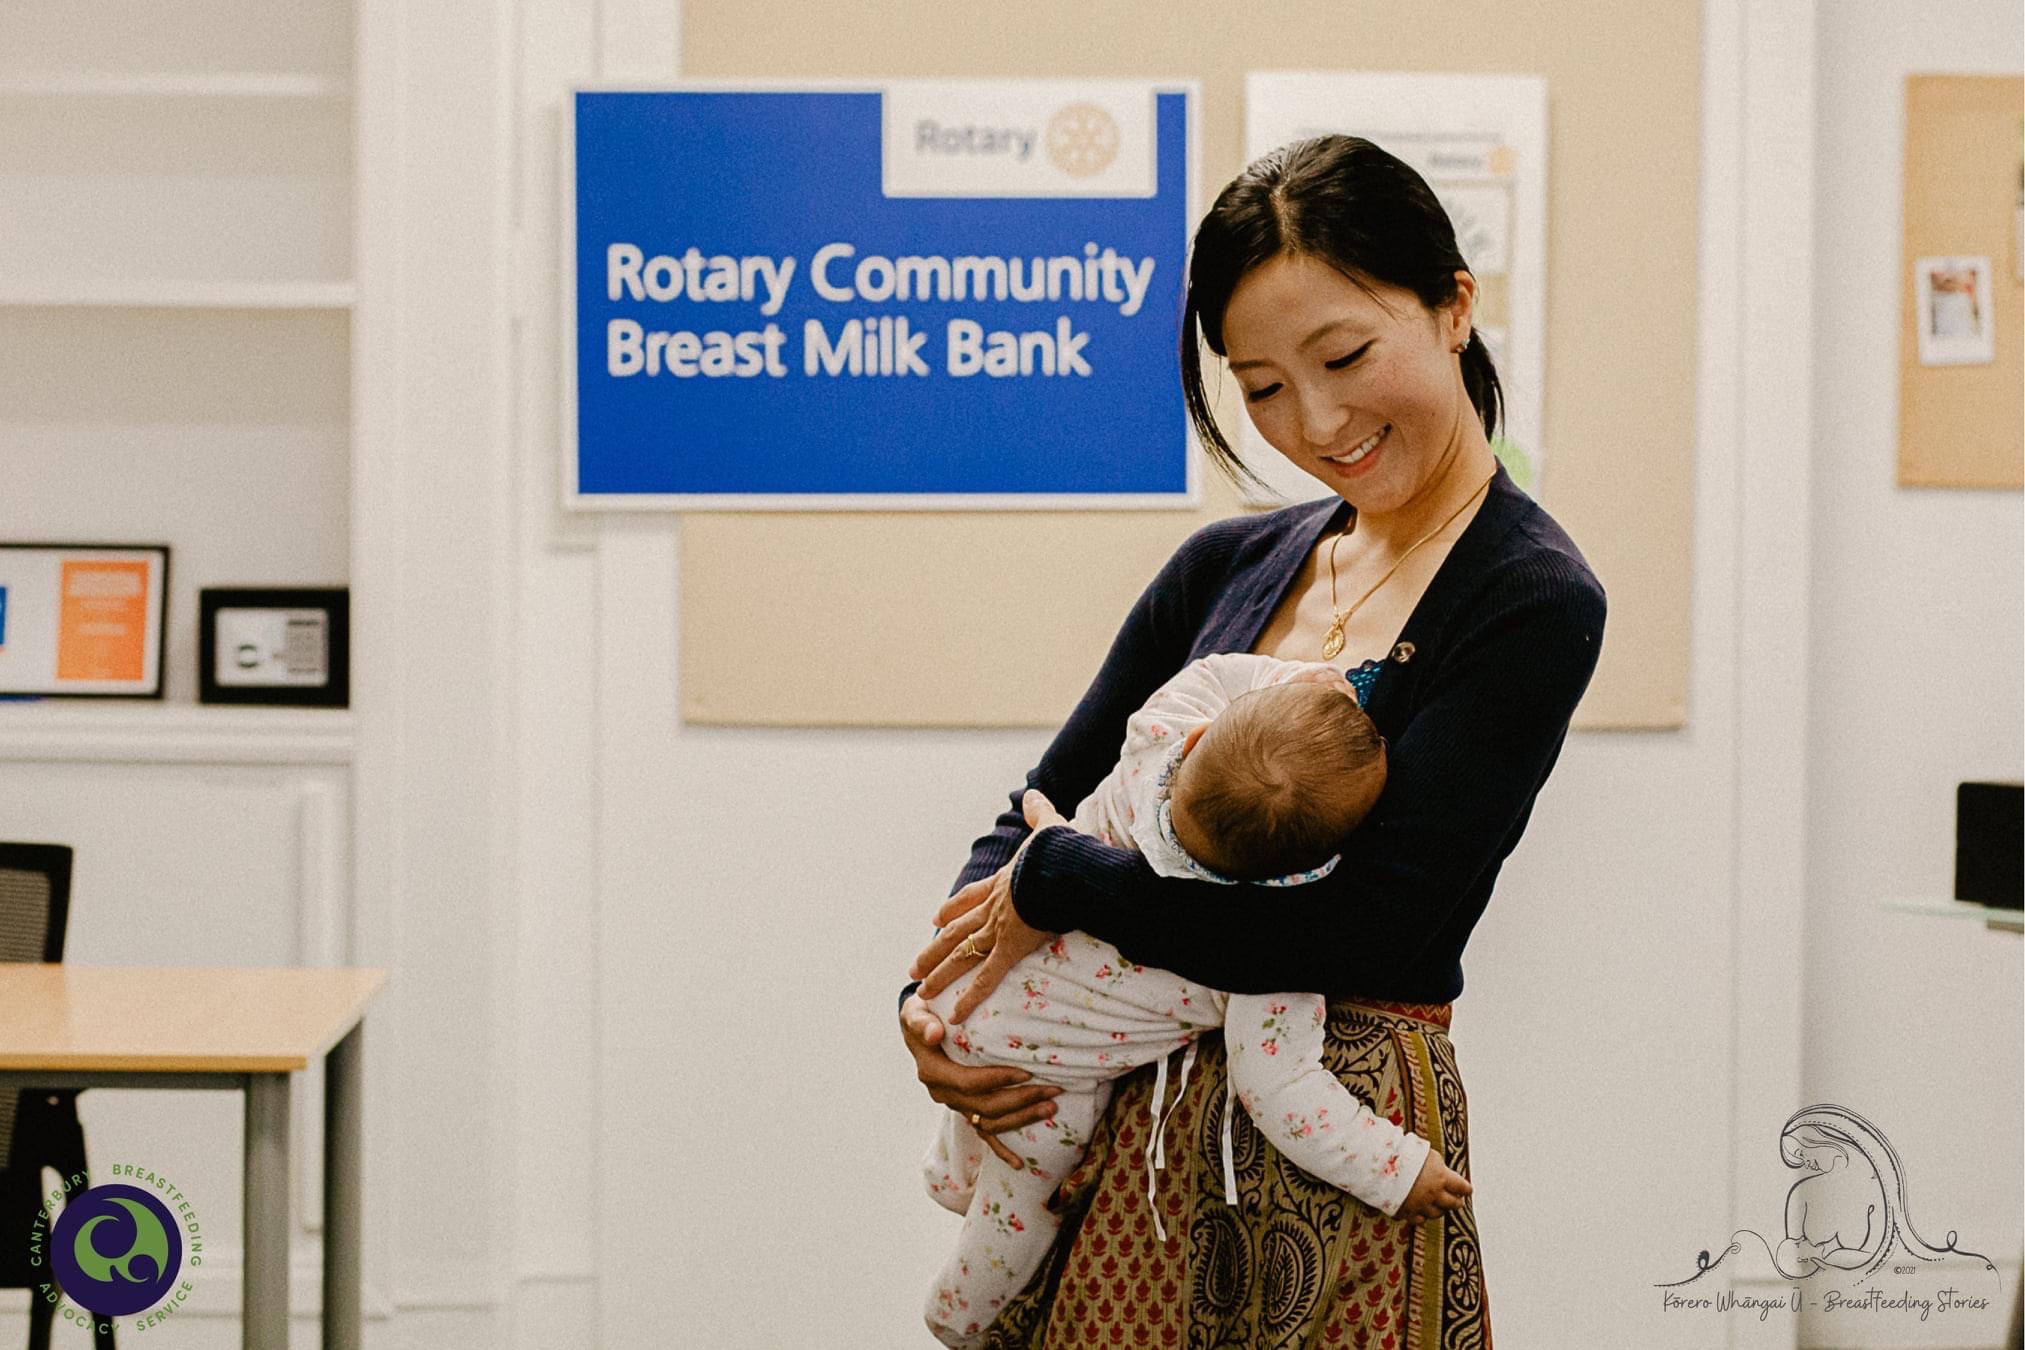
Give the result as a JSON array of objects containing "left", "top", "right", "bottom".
[
  {"left": 1882, "top": 895, "right": 2023, "bottom": 933},
  {"left": 0, "top": 704, "right": 354, "bottom": 766},
  {"left": 0, "top": 73, "right": 347, "bottom": 100},
  {"left": 0, "top": 281, "right": 356, "bottom": 311}
]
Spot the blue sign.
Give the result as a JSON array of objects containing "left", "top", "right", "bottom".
[
  {"left": 563, "top": 83, "right": 1196, "bottom": 507},
  {"left": 0, "top": 585, "right": 7, "bottom": 648}
]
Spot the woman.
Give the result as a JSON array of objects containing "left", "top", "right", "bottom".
[{"left": 901, "top": 135, "right": 1605, "bottom": 1348}]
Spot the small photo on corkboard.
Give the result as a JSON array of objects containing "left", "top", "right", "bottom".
[{"left": 1897, "top": 74, "right": 2024, "bottom": 489}]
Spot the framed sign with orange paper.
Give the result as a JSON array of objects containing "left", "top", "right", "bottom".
[{"left": 0, "top": 544, "right": 169, "bottom": 698}]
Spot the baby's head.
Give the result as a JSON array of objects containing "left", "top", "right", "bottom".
[{"left": 1167, "top": 673, "right": 1387, "bottom": 881}]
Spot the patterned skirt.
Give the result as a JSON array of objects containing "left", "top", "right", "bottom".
[{"left": 982, "top": 999, "right": 1490, "bottom": 1350}]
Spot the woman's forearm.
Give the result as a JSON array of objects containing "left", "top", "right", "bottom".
[
  {"left": 1011, "top": 825, "right": 1375, "bottom": 991},
  {"left": 949, "top": 805, "right": 1028, "bottom": 895}
]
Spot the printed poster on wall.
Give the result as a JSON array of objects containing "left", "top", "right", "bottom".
[
  {"left": 563, "top": 79, "right": 1199, "bottom": 509},
  {"left": 1243, "top": 72, "right": 1550, "bottom": 504},
  {"left": 0, "top": 545, "right": 168, "bottom": 698}
]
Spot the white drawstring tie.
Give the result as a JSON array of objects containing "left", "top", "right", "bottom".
[
  {"left": 1142, "top": 1039, "right": 1201, "bottom": 1243},
  {"left": 1220, "top": 1066, "right": 1238, "bottom": 1204}
]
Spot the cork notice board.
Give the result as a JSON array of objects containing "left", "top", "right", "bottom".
[
  {"left": 1898, "top": 75, "right": 2025, "bottom": 489},
  {"left": 676, "top": 1, "right": 1702, "bottom": 729}
]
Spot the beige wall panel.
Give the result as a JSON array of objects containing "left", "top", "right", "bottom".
[
  {"left": 677, "top": 0, "right": 1700, "bottom": 729},
  {"left": 1897, "top": 74, "right": 2024, "bottom": 489}
]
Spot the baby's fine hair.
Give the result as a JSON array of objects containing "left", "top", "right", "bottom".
[{"left": 1172, "top": 682, "right": 1388, "bottom": 881}]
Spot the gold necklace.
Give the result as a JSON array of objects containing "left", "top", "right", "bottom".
[{"left": 1321, "top": 472, "right": 1496, "bottom": 660}]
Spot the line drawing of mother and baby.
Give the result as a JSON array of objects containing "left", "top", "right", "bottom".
[{"left": 897, "top": 134, "right": 1607, "bottom": 1349}]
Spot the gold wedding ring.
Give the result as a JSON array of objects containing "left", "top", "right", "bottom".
[{"left": 954, "top": 934, "right": 988, "bottom": 961}]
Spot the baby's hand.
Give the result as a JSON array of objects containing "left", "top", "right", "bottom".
[{"left": 1391, "top": 1147, "right": 1472, "bottom": 1223}]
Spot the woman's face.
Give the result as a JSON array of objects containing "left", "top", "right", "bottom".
[{"left": 1220, "top": 251, "right": 1475, "bottom": 514}]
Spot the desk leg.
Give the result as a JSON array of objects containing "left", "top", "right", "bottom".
[
  {"left": 243, "top": 1072, "right": 291, "bottom": 1350},
  {"left": 323, "top": 1021, "right": 363, "bottom": 1350}
]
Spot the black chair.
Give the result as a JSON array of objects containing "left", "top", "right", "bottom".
[{"left": 0, "top": 844, "right": 112, "bottom": 1349}]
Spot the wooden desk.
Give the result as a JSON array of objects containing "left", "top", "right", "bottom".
[{"left": 0, "top": 965, "right": 386, "bottom": 1350}]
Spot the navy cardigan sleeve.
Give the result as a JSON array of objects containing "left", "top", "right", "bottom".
[{"left": 1002, "top": 547, "right": 1605, "bottom": 999}]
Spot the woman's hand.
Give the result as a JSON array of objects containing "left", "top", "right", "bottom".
[
  {"left": 909, "top": 790, "right": 1067, "bottom": 1024},
  {"left": 899, "top": 993, "right": 1062, "bottom": 1170}
]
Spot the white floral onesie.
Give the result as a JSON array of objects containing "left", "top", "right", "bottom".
[{"left": 920, "top": 652, "right": 1432, "bottom": 1349}]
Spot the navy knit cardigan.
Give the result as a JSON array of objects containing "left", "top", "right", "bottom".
[{"left": 935, "top": 462, "right": 1606, "bottom": 1006}]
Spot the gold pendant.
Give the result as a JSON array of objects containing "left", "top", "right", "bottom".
[{"left": 1321, "top": 619, "right": 1345, "bottom": 661}]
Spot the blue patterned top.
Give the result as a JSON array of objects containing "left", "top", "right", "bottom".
[{"left": 1346, "top": 658, "right": 1384, "bottom": 707}]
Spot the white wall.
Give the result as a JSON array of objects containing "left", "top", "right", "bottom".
[{"left": 1804, "top": 4, "right": 2024, "bottom": 1345}]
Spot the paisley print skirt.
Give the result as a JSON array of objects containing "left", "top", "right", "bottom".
[{"left": 982, "top": 999, "right": 1490, "bottom": 1350}]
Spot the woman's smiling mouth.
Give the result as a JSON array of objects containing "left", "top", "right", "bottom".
[{"left": 1321, "top": 424, "right": 1389, "bottom": 474}]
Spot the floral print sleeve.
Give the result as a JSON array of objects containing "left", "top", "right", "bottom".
[{"left": 1223, "top": 991, "right": 1432, "bottom": 1217}]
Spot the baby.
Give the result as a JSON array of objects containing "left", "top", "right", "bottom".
[{"left": 920, "top": 652, "right": 1472, "bottom": 1349}]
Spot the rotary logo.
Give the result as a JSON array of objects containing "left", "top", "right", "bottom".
[{"left": 1044, "top": 102, "right": 1120, "bottom": 178}]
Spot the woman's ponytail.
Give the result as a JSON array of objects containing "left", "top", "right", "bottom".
[{"left": 1457, "top": 328, "right": 1504, "bottom": 444}]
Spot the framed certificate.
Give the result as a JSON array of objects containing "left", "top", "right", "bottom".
[
  {"left": 0, "top": 544, "right": 170, "bottom": 699},
  {"left": 198, "top": 587, "right": 349, "bottom": 707}
]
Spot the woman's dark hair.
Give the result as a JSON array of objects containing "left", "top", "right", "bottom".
[{"left": 1180, "top": 135, "right": 1504, "bottom": 490}]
